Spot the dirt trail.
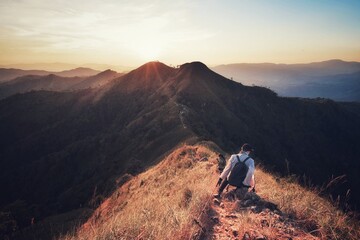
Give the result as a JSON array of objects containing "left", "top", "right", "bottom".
[{"left": 206, "top": 188, "right": 320, "bottom": 240}]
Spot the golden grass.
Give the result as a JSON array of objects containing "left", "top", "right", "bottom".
[
  {"left": 60, "top": 145, "right": 219, "bottom": 240},
  {"left": 255, "top": 166, "right": 360, "bottom": 239},
  {"left": 60, "top": 145, "right": 360, "bottom": 240}
]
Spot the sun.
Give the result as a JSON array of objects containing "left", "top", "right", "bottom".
[
  {"left": 139, "top": 47, "right": 159, "bottom": 61},
  {"left": 134, "top": 40, "right": 163, "bottom": 62},
  {"left": 136, "top": 43, "right": 161, "bottom": 62}
]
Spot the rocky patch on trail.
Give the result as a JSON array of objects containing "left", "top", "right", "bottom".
[{"left": 208, "top": 188, "right": 319, "bottom": 240}]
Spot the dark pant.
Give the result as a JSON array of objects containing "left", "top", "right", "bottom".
[{"left": 218, "top": 178, "right": 250, "bottom": 195}]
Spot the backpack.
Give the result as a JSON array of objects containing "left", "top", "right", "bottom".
[{"left": 227, "top": 155, "right": 251, "bottom": 187}]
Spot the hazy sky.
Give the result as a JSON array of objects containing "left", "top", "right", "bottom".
[{"left": 0, "top": 0, "right": 360, "bottom": 69}]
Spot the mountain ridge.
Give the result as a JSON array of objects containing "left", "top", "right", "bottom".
[
  {"left": 0, "top": 69, "right": 123, "bottom": 99},
  {"left": 213, "top": 59, "right": 360, "bottom": 71},
  {"left": 58, "top": 144, "right": 360, "bottom": 240},
  {"left": 2, "top": 59, "right": 359, "bottom": 101},
  {"left": 0, "top": 61, "right": 359, "bottom": 239},
  {"left": 0, "top": 67, "right": 101, "bottom": 83}
]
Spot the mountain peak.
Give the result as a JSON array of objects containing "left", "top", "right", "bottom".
[
  {"left": 126, "top": 61, "right": 175, "bottom": 82},
  {"left": 57, "top": 67, "right": 100, "bottom": 77},
  {"left": 46, "top": 73, "right": 59, "bottom": 78},
  {"left": 176, "top": 61, "right": 226, "bottom": 83},
  {"left": 73, "top": 67, "right": 94, "bottom": 70},
  {"left": 109, "top": 61, "right": 176, "bottom": 91},
  {"left": 179, "top": 61, "right": 210, "bottom": 73},
  {"left": 323, "top": 59, "right": 344, "bottom": 63},
  {"left": 97, "top": 69, "right": 117, "bottom": 76},
  {"left": 136, "top": 61, "right": 173, "bottom": 73}
]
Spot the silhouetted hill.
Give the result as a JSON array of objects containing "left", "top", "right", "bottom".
[
  {"left": 0, "top": 67, "right": 101, "bottom": 83},
  {"left": 0, "top": 61, "right": 359, "bottom": 239},
  {"left": 0, "top": 75, "right": 86, "bottom": 99},
  {"left": 300, "top": 59, "right": 360, "bottom": 75},
  {"left": 0, "top": 69, "right": 50, "bottom": 83},
  {"left": 212, "top": 60, "right": 360, "bottom": 101},
  {"left": 0, "top": 70, "right": 123, "bottom": 99},
  {"left": 56, "top": 67, "right": 100, "bottom": 78},
  {"left": 0, "top": 62, "right": 132, "bottom": 73},
  {"left": 110, "top": 61, "right": 176, "bottom": 91},
  {"left": 69, "top": 70, "right": 123, "bottom": 90},
  {"left": 291, "top": 59, "right": 360, "bottom": 75}
]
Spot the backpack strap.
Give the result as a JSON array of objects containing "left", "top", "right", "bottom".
[
  {"left": 235, "top": 155, "right": 251, "bottom": 164},
  {"left": 243, "top": 156, "right": 251, "bottom": 164}
]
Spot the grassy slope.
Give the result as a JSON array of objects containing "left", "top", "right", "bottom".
[
  {"left": 61, "top": 145, "right": 218, "bottom": 240},
  {"left": 254, "top": 168, "right": 359, "bottom": 239},
  {"left": 60, "top": 144, "right": 359, "bottom": 240}
]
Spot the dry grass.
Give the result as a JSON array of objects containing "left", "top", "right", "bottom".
[
  {"left": 255, "top": 166, "right": 360, "bottom": 239},
  {"left": 59, "top": 145, "right": 360, "bottom": 240},
  {"left": 59, "top": 145, "right": 218, "bottom": 240}
]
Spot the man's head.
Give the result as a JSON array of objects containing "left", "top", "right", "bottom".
[{"left": 241, "top": 143, "right": 254, "bottom": 154}]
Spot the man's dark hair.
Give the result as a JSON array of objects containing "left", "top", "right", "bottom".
[{"left": 241, "top": 143, "right": 254, "bottom": 152}]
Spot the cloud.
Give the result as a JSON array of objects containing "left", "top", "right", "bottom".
[{"left": 0, "top": 0, "right": 214, "bottom": 56}]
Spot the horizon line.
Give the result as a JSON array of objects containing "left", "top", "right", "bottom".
[{"left": 1, "top": 58, "right": 360, "bottom": 72}]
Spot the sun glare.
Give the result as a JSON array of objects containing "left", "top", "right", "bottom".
[{"left": 136, "top": 44, "right": 161, "bottom": 62}]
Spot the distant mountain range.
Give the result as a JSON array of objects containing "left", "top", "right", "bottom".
[
  {"left": 0, "top": 70, "right": 123, "bottom": 99},
  {"left": 0, "top": 61, "right": 359, "bottom": 239},
  {"left": 1, "top": 59, "right": 359, "bottom": 102},
  {"left": 0, "top": 67, "right": 101, "bottom": 83},
  {"left": 0, "top": 63, "right": 133, "bottom": 73},
  {"left": 212, "top": 59, "right": 360, "bottom": 102}
]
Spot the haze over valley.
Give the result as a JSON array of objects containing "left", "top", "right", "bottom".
[{"left": 212, "top": 59, "right": 360, "bottom": 102}]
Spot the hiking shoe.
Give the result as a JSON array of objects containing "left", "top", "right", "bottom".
[{"left": 213, "top": 194, "right": 221, "bottom": 199}]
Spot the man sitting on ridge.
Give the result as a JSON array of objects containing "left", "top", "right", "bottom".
[{"left": 214, "top": 143, "right": 255, "bottom": 198}]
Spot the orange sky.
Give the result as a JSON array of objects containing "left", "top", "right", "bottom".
[{"left": 0, "top": 0, "right": 360, "bottom": 71}]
